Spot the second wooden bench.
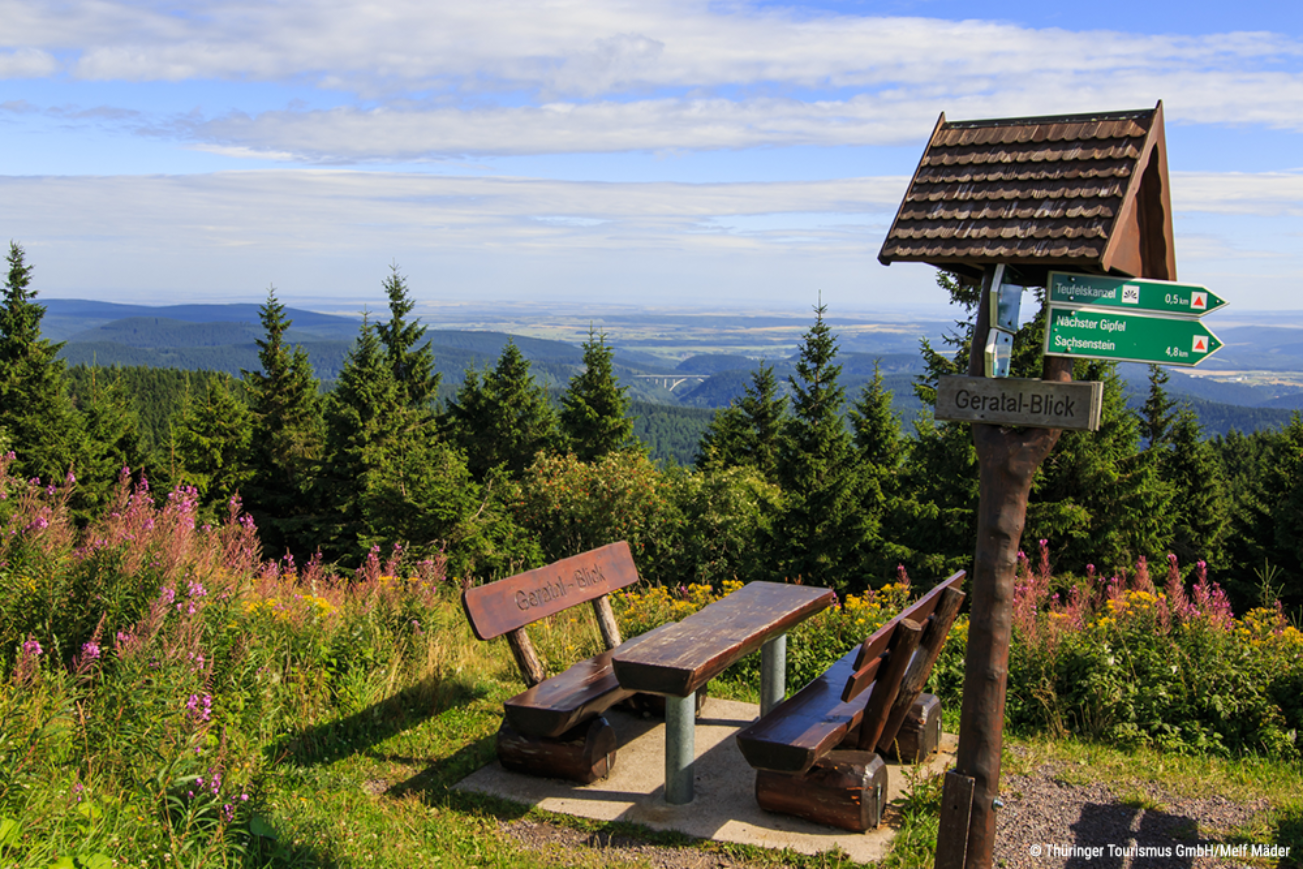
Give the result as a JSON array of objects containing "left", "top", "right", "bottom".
[
  {"left": 462, "top": 541, "right": 651, "bottom": 784},
  {"left": 735, "top": 570, "right": 966, "bottom": 831}
]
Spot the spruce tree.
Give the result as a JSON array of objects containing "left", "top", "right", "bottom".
[
  {"left": 560, "top": 327, "right": 634, "bottom": 462},
  {"left": 241, "top": 287, "right": 325, "bottom": 557},
  {"left": 78, "top": 369, "right": 147, "bottom": 509},
  {"left": 890, "top": 338, "right": 979, "bottom": 578},
  {"left": 1220, "top": 416, "right": 1303, "bottom": 609},
  {"left": 849, "top": 361, "right": 903, "bottom": 474},
  {"left": 1141, "top": 364, "right": 1176, "bottom": 448},
  {"left": 174, "top": 373, "right": 253, "bottom": 507},
  {"left": 1028, "top": 361, "right": 1176, "bottom": 571},
  {"left": 697, "top": 403, "right": 751, "bottom": 470},
  {"left": 0, "top": 242, "right": 87, "bottom": 486},
  {"left": 375, "top": 265, "right": 438, "bottom": 409},
  {"left": 318, "top": 316, "right": 404, "bottom": 561},
  {"left": 1161, "top": 407, "right": 1230, "bottom": 568},
  {"left": 772, "top": 303, "right": 874, "bottom": 591},
  {"left": 696, "top": 362, "right": 787, "bottom": 480},
  {"left": 446, "top": 340, "right": 559, "bottom": 479}
]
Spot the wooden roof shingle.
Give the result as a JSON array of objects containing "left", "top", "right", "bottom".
[{"left": 878, "top": 102, "right": 1176, "bottom": 283}]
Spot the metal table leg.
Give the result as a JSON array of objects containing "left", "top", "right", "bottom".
[
  {"left": 664, "top": 691, "right": 695, "bottom": 804},
  {"left": 760, "top": 633, "right": 787, "bottom": 716}
]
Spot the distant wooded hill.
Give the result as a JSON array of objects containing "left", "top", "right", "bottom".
[{"left": 46, "top": 299, "right": 1302, "bottom": 449}]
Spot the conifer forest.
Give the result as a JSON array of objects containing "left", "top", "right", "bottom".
[{"left": 2, "top": 242, "right": 1301, "bottom": 613}]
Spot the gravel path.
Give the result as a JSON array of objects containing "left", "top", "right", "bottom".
[
  {"left": 499, "top": 761, "right": 1275, "bottom": 869},
  {"left": 995, "top": 764, "right": 1272, "bottom": 869}
]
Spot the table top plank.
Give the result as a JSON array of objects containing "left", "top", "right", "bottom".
[{"left": 612, "top": 581, "right": 835, "bottom": 697}]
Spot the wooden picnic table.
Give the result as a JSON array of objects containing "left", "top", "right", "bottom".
[{"left": 611, "top": 581, "right": 835, "bottom": 804}]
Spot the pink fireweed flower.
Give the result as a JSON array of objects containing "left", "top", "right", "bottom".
[
  {"left": 81, "top": 641, "right": 100, "bottom": 661},
  {"left": 186, "top": 693, "right": 213, "bottom": 722},
  {"left": 22, "top": 638, "right": 42, "bottom": 657}
]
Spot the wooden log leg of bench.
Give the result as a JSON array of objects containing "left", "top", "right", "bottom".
[
  {"left": 883, "top": 694, "right": 943, "bottom": 763},
  {"left": 755, "top": 750, "right": 887, "bottom": 832},
  {"left": 496, "top": 716, "right": 618, "bottom": 784},
  {"left": 664, "top": 692, "right": 696, "bottom": 804},
  {"left": 760, "top": 633, "right": 786, "bottom": 716}
]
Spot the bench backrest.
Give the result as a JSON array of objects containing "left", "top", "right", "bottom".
[
  {"left": 841, "top": 570, "right": 966, "bottom": 702},
  {"left": 462, "top": 541, "right": 641, "bottom": 641}
]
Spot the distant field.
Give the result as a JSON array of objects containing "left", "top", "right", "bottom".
[{"left": 44, "top": 298, "right": 1303, "bottom": 445}]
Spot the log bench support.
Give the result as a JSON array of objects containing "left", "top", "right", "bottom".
[
  {"left": 497, "top": 716, "right": 618, "bottom": 785},
  {"left": 882, "top": 693, "right": 943, "bottom": 763},
  {"left": 756, "top": 750, "right": 887, "bottom": 832}
]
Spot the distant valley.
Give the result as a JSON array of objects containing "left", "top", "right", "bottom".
[{"left": 43, "top": 299, "right": 1303, "bottom": 456}]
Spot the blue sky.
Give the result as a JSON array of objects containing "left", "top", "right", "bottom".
[{"left": 2, "top": 0, "right": 1301, "bottom": 317}]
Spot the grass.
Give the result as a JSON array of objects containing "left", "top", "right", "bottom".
[
  {"left": 4, "top": 472, "right": 1300, "bottom": 868},
  {"left": 232, "top": 617, "right": 871, "bottom": 869}
]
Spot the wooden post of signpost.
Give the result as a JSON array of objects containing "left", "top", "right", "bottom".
[
  {"left": 934, "top": 267, "right": 1074, "bottom": 869},
  {"left": 875, "top": 104, "right": 1184, "bottom": 869}
]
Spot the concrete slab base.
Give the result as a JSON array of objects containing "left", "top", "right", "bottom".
[{"left": 455, "top": 696, "right": 958, "bottom": 864}]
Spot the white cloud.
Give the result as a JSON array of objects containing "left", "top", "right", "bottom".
[
  {"left": 4, "top": 168, "right": 1301, "bottom": 308},
  {"left": 1173, "top": 172, "right": 1303, "bottom": 217},
  {"left": 0, "top": 47, "right": 57, "bottom": 78},
  {"left": 3, "top": 1, "right": 1298, "bottom": 98},
  {"left": 0, "top": 169, "right": 909, "bottom": 306},
  {"left": 5, "top": 1, "right": 1302, "bottom": 159}
]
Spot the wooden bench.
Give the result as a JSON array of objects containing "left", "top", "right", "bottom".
[
  {"left": 735, "top": 571, "right": 966, "bottom": 831},
  {"left": 462, "top": 541, "right": 648, "bottom": 784}
]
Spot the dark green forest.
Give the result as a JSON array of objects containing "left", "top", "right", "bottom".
[{"left": 5, "top": 243, "right": 1303, "bottom": 614}]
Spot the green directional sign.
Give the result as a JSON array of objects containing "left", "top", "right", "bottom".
[
  {"left": 1044, "top": 305, "right": 1223, "bottom": 367},
  {"left": 1048, "top": 271, "right": 1227, "bottom": 317}
]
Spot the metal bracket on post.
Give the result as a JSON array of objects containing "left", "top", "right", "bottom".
[{"left": 984, "top": 264, "right": 1024, "bottom": 379}]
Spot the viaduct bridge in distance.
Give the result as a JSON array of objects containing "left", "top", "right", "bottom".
[{"left": 633, "top": 374, "right": 710, "bottom": 392}]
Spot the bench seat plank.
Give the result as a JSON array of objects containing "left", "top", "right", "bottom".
[
  {"left": 503, "top": 648, "right": 639, "bottom": 739},
  {"left": 501, "top": 624, "right": 668, "bottom": 738},
  {"left": 735, "top": 647, "right": 869, "bottom": 775}
]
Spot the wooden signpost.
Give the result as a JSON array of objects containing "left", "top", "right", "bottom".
[{"left": 876, "top": 105, "right": 1206, "bottom": 869}]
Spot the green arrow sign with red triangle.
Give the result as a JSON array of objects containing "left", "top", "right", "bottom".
[{"left": 1048, "top": 272, "right": 1227, "bottom": 317}]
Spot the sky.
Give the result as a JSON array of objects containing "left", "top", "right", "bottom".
[{"left": 2, "top": 0, "right": 1302, "bottom": 318}]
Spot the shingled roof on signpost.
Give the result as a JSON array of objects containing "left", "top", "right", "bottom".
[{"left": 878, "top": 101, "right": 1175, "bottom": 284}]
